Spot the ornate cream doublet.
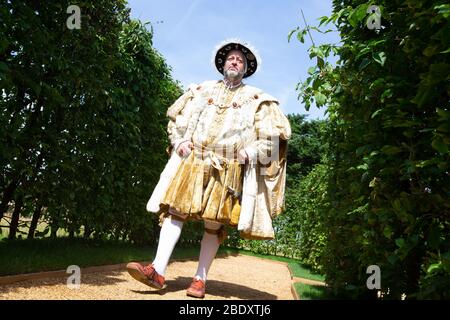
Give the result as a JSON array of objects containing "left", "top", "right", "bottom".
[{"left": 147, "top": 80, "right": 291, "bottom": 240}]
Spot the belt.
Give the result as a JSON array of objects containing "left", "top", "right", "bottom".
[{"left": 192, "top": 143, "right": 239, "bottom": 171}]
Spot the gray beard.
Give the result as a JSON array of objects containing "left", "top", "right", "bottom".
[{"left": 224, "top": 69, "right": 244, "bottom": 80}]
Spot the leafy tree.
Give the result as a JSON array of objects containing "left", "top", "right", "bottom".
[
  {"left": 286, "top": 114, "right": 328, "bottom": 187},
  {"left": 291, "top": 0, "right": 450, "bottom": 299},
  {"left": 290, "top": 163, "right": 329, "bottom": 272},
  {"left": 0, "top": 0, "right": 182, "bottom": 243}
]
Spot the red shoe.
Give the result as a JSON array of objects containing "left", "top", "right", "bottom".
[
  {"left": 126, "top": 262, "right": 166, "bottom": 290},
  {"left": 186, "top": 277, "right": 206, "bottom": 298}
]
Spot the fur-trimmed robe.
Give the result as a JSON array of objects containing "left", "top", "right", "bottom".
[{"left": 147, "top": 80, "right": 291, "bottom": 240}]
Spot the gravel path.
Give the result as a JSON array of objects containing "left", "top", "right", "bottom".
[{"left": 0, "top": 255, "right": 294, "bottom": 300}]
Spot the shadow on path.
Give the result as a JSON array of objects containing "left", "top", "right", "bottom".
[{"left": 131, "top": 276, "right": 277, "bottom": 300}]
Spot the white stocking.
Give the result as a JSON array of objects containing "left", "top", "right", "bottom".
[
  {"left": 152, "top": 215, "right": 184, "bottom": 276},
  {"left": 194, "top": 220, "right": 222, "bottom": 282}
]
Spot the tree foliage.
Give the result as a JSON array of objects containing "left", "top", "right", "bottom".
[
  {"left": 0, "top": 0, "right": 182, "bottom": 243},
  {"left": 286, "top": 114, "right": 328, "bottom": 187},
  {"left": 291, "top": 0, "right": 450, "bottom": 299}
]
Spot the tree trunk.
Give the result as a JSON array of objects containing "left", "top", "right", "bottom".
[
  {"left": 84, "top": 225, "right": 92, "bottom": 239},
  {"left": 405, "top": 250, "right": 422, "bottom": 299},
  {"left": 8, "top": 197, "right": 23, "bottom": 239},
  {"left": 0, "top": 179, "right": 19, "bottom": 221},
  {"left": 2, "top": 84, "right": 45, "bottom": 222},
  {"left": 50, "top": 225, "right": 58, "bottom": 239},
  {"left": 27, "top": 204, "right": 42, "bottom": 239}
]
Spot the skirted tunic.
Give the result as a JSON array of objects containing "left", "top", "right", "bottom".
[{"left": 147, "top": 80, "right": 291, "bottom": 239}]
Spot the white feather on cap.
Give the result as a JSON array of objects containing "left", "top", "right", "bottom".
[{"left": 212, "top": 38, "right": 262, "bottom": 78}]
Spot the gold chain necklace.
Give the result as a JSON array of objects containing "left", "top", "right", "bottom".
[{"left": 214, "top": 82, "right": 242, "bottom": 114}]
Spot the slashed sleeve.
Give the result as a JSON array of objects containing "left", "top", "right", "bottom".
[{"left": 244, "top": 100, "right": 292, "bottom": 164}]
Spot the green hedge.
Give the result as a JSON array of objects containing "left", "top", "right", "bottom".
[
  {"left": 0, "top": 1, "right": 181, "bottom": 243},
  {"left": 291, "top": 0, "right": 450, "bottom": 299}
]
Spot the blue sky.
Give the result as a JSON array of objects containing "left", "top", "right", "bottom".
[{"left": 127, "top": 0, "right": 340, "bottom": 120}]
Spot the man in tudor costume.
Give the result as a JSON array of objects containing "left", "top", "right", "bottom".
[{"left": 127, "top": 39, "right": 291, "bottom": 298}]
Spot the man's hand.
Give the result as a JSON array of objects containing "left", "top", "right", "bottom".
[
  {"left": 238, "top": 149, "right": 249, "bottom": 164},
  {"left": 176, "top": 140, "right": 194, "bottom": 157}
]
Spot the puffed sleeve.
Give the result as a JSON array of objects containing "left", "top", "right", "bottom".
[
  {"left": 244, "top": 101, "right": 292, "bottom": 164},
  {"left": 166, "top": 87, "right": 195, "bottom": 151}
]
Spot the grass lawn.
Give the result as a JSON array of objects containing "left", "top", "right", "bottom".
[
  {"left": 0, "top": 237, "right": 324, "bottom": 283},
  {"left": 288, "top": 262, "right": 328, "bottom": 299},
  {"left": 0, "top": 237, "right": 201, "bottom": 276},
  {"left": 226, "top": 248, "right": 301, "bottom": 264},
  {"left": 293, "top": 282, "right": 335, "bottom": 300},
  {"left": 287, "top": 262, "right": 325, "bottom": 282}
]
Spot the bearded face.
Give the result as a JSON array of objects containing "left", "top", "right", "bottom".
[
  {"left": 223, "top": 50, "right": 247, "bottom": 81},
  {"left": 224, "top": 68, "right": 243, "bottom": 79}
]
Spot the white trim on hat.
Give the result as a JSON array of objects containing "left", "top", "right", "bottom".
[{"left": 211, "top": 38, "right": 262, "bottom": 78}]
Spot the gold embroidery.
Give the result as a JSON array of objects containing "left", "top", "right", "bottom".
[
  {"left": 204, "top": 81, "right": 243, "bottom": 145},
  {"left": 205, "top": 108, "right": 228, "bottom": 145},
  {"left": 207, "top": 81, "right": 243, "bottom": 113}
]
